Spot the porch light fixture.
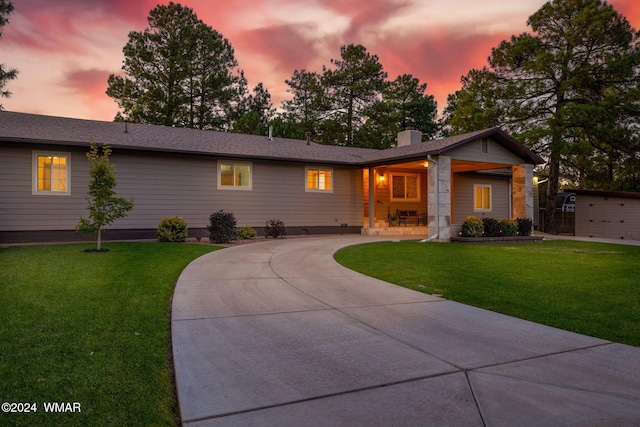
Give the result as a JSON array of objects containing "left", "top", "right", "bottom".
[
  {"left": 424, "top": 161, "right": 429, "bottom": 168},
  {"left": 377, "top": 174, "right": 386, "bottom": 184},
  {"left": 533, "top": 176, "right": 548, "bottom": 185}
]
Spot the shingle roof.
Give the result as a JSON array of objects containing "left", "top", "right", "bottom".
[{"left": 0, "top": 111, "right": 544, "bottom": 165}]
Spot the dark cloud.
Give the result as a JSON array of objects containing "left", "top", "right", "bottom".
[
  {"left": 235, "top": 23, "right": 320, "bottom": 74},
  {"left": 61, "top": 68, "right": 112, "bottom": 95},
  {"left": 57, "top": 68, "right": 119, "bottom": 119},
  {"left": 322, "top": 0, "right": 413, "bottom": 41}
]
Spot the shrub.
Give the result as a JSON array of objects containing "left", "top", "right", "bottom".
[
  {"left": 265, "top": 219, "right": 286, "bottom": 238},
  {"left": 499, "top": 218, "right": 518, "bottom": 237},
  {"left": 481, "top": 217, "right": 501, "bottom": 237},
  {"left": 517, "top": 217, "right": 533, "bottom": 236},
  {"left": 461, "top": 216, "right": 483, "bottom": 237},
  {"left": 207, "top": 210, "right": 237, "bottom": 243},
  {"left": 237, "top": 225, "right": 257, "bottom": 240},
  {"left": 157, "top": 216, "right": 188, "bottom": 242}
]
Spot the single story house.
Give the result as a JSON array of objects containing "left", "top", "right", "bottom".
[
  {"left": 0, "top": 111, "right": 544, "bottom": 244},
  {"left": 573, "top": 189, "right": 640, "bottom": 240}
]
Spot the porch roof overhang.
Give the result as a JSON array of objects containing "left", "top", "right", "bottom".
[{"left": 359, "top": 128, "right": 545, "bottom": 168}]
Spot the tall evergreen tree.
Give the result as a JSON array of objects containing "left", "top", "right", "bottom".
[
  {"left": 106, "top": 2, "right": 246, "bottom": 130},
  {"left": 281, "top": 47, "right": 438, "bottom": 148},
  {"left": 444, "top": 0, "right": 640, "bottom": 232},
  {"left": 281, "top": 69, "right": 325, "bottom": 137},
  {"left": 0, "top": 0, "right": 17, "bottom": 108},
  {"left": 321, "top": 44, "right": 387, "bottom": 146},
  {"left": 441, "top": 68, "right": 503, "bottom": 135},
  {"left": 232, "top": 83, "right": 275, "bottom": 135},
  {"left": 358, "top": 74, "right": 438, "bottom": 148}
]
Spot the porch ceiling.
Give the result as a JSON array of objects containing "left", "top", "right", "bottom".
[
  {"left": 371, "top": 159, "right": 429, "bottom": 170},
  {"left": 451, "top": 160, "right": 512, "bottom": 173},
  {"left": 371, "top": 159, "right": 513, "bottom": 173}
]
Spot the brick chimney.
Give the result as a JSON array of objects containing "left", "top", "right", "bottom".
[{"left": 397, "top": 129, "right": 422, "bottom": 147}]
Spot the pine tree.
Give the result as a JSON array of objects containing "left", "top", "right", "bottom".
[
  {"left": 444, "top": 0, "right": 640, "bottom": 231},
  {"left": 106, "top": 2, "right": 246, "bottom": 130},
  {"left": 0, "top": 0, "right": 17, "bottom": 108}
]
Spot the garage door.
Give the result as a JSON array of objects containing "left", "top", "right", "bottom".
[{"left": 588, "top": 202, "right": 625, "bottom": 239}]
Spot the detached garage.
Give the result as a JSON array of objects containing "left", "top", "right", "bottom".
[{"left": 573, "top": 189, "right": 640, "bottom": 241}]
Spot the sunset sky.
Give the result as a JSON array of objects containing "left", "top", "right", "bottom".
[{"left": 2, "top": 0, "right": 639, "bottom": 122}]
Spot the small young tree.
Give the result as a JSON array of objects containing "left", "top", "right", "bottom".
[{"left": 77, "top": 139, "right": 134, "bottom": 251}]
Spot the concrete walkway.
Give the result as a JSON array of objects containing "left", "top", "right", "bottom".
[{"left": 172, "top": 236, "right": 640, "bottom": 426}]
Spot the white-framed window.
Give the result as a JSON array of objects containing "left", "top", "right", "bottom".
[
  {"left": 390, "top": 173, "right": 420, "bottom": 201},
  {"left": 32, "top": 151, "right": 70, "bottom": 195},
  {"left": 305, "top": 167, "right": 333, "bottom": 192},
  {"left": 474, "top": 184, "right": 492, "bottom": 211},
  {"left": 218, "top": 161, "right": 252, "bottom": 190}
]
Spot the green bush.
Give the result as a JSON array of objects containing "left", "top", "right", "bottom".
[
  {"left": 482, "top": 217, "right": 500, "bottom": 237},
  {"left": 461, "top": 216, "right": 483, "bottom": 237},
  {"left": 265, "top": 219, "right": 287, "bottom": 238},
  {"left": 517, "top": 217, "right": 533, "bottom": 236},
  {"left": 207, "top": 210, "right": 237, "bottom": 243},
  {"left": 157, "top": 216, "right": 188, "bottom": 242},
  {"left": 237, "top": 225, "right": 257, "bottom": 240},
  {"left": 499, "top": 218, "right": 518, "bottom": 236}
]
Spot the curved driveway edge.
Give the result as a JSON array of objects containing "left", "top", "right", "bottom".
[{"left": 172, "top": 236, "right": 640, "bottom": 426}]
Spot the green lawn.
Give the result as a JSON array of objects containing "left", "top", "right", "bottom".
[
  {"left": 335, "top": 240, "right": 640, "bottom": 347},
  {"left": 0, "top": 242, "right": 219, "bottom": 426}
]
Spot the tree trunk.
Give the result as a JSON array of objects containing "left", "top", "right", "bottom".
[{"left": 97, "top": 227, "right": 102, "bottom": 251}]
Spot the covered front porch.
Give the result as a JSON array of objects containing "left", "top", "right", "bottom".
[
  {"left": 359, "top": 130, "right": 536, "bottom": 240},
  {"left": 361, "top": 159, "right": 430, "bottom": 236}
]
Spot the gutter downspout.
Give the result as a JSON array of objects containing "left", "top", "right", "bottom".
[{"left": 419, "top": 155, "right": 438, "bottom": 243}]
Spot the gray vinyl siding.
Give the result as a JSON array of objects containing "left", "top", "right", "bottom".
[
  {"left": 0, "top": 143, "right": 363, "bottom": 232},
  {"left": 447, "top": 138, "right": 524, "bottom": 164},
  {"left": 452, "top": 174, "right": 511, "bottom": 224},
  {"left": 1, "top": 143, "right": 90, "bottom": 231}
]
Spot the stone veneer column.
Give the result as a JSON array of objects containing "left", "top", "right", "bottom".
[
  {"left": 368, "top": 167, "right": 375, "bottom": 229},
  {"left": 427, "top": 155, "right": 451, "bottom": 240},
  {"left": 512, "top": 164, "right": 534, "bottom": 220}
]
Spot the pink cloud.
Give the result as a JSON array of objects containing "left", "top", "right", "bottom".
[
  {"left": 6, "top": 0, "right": 638, "bottom": 123},
  {"left": 4, "top": 0, "right": 155, "bottom": 54},
  {"left": 370, "top": 29, "right": 507, "bottom": 108}
]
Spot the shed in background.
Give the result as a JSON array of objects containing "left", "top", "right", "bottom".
[{"left": 573, "top": 189, "right": 640, "bottom": 241}]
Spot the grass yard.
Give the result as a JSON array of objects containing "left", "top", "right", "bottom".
[
  {"left": 335, "top": 240, "right": 640, "bottom": 347},
  {"left": 0, "top": 242, "right": 219, "bottom": 427}
]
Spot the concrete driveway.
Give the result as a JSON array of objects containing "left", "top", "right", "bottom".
[{"left": 172, "top": 236, "right": 640, "bottom": 426}]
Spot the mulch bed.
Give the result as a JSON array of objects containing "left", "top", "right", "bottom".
[{"left": 450, "top": 236, "right": 544, "bottom": 244}]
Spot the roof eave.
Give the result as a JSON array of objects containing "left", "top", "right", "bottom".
[
  {"left": 0, "top": 137, "right": 360, "bottom": 166},
  {"left": 436, "top": 128, "right": 545, "bottom": 165}
]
